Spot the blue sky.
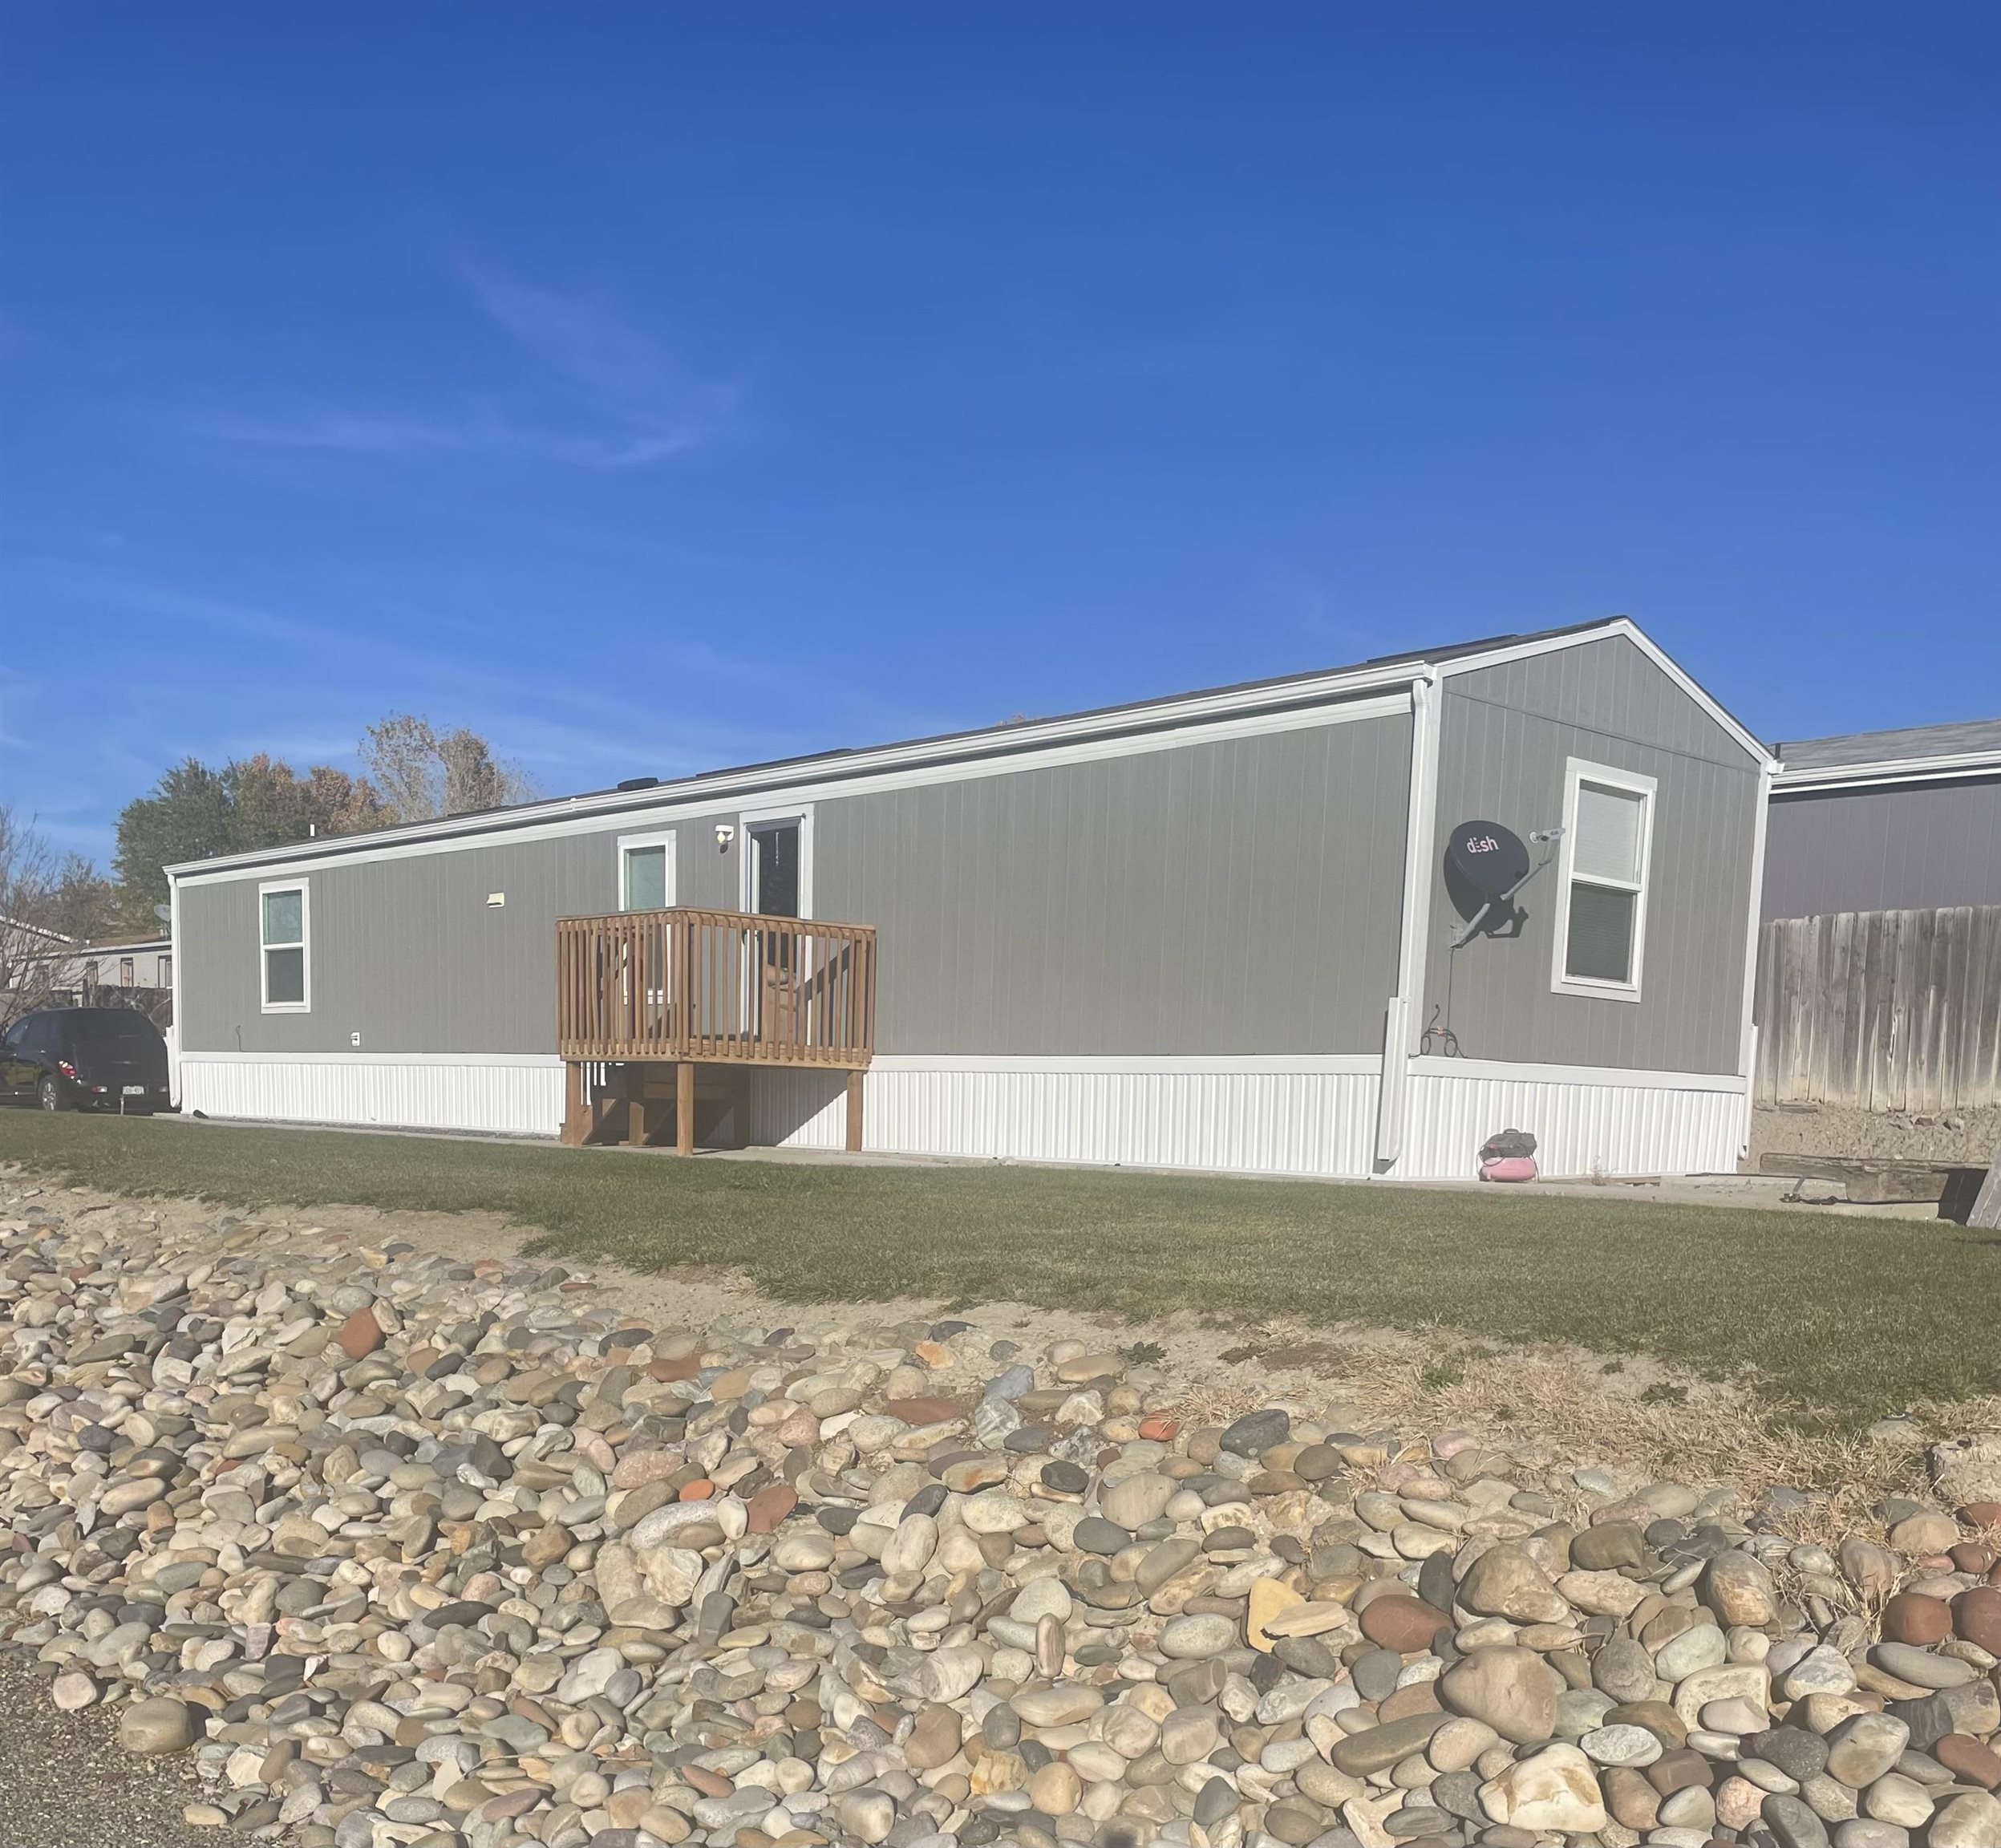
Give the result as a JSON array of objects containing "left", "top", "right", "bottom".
[{"left": 3, "top": 4, "right": 1996, "bottom": 865}]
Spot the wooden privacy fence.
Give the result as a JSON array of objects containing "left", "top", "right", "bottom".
[{"left": 1755, "top": 905, "right": 2001, "bottom": 1112}]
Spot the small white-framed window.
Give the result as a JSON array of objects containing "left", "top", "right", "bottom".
[
  {"left": 1550, "top": 759, "right": 1655, "bottom": 1003},
  {"left": 618, "top": 830, "right": 677, "bottom": 912},
  {"left": 119, "top": 957, "right": 135, "bottom": 987},
  {"left": 259, "top": 880, "right": 310, "bottom": 1012}
]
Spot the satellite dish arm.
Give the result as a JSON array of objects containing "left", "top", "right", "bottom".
[{"left": 1448, "top": 827, "right": 1563, "bottom": 949}]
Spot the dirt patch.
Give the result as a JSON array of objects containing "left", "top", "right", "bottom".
[
  {"left": 1752, "top": 1100, "right": 2000, "bottom": 1169},
  {"left": 0, "top": 1656, "right": 228, "bottom": 1848}
]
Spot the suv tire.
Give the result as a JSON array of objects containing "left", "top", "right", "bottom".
[{"left": 38, "top": 1075, "right": 66, "bottom": 1112}]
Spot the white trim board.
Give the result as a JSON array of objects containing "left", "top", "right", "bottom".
[
  {"left": 1375, "top": 667, "right": 1442, "bottom": 1169},
  {"left": 1549, "top": 757, "right": 1656, "bottom": 1005},
  {"left": 1737, "top": 760, "right": 1772, "bottom": 1085},
  {"left": 869, "top": 1052, "right": 1383, "bottom": 1074},
  {"left": 739, "top": 803, "right": 816, "bottom": 919},
  {"left": 168, "top": 618, "right": 1766, "bottom": 890},
  {"left": 616, "top": 829, "right": 678, "bottom": 911},
  {"left": 1771, "top": 752, "right": 2001, "bottom": 792},
  {"left": 178, "top": 1049, "right": 1385, "bottom": 1076},
  {"left": 1404, "top": 1054, "right": 1746, "bottom": 1092},
  {"left": 257, "top": 878, "right": 311, "bottom": 1014},
  {"left": 176, "top": 1047, "right": 1736, "bottom": 1090},
  {"left": 179, "top": 1050, "right": 564, "bottom": 1067},
  {"left": 172, "top": 690, "right": 1413, "bottom": 888}
]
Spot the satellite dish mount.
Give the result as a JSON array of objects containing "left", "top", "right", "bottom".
[{"left": 1442, "top": 819, "right": 1562, "bottom": 946}]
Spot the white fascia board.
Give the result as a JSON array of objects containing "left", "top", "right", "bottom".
[
  {"left": 169, "top": 616, "right": 1750, "bottom": 890},
  {"left": 173, "top": 684, "right": 1416, "bottom": 887},
  {"left": 179, "top": 1050, "right": 564, "bottom": 1066},
  {"left": 869, "top": 1052, "right": 1384, "bottom": 1074},
  {"left": 178, "top": 1049, "right": 1383, "bottom": 1074},
  {"left": 1407, "top": 1053, "right": 1748, "bottom": 1092},
  {"left": 168, "top": 663, "right": 1424, "bottom": 878},
  {"left": 1437, "top": 618, "right": 1776, "bottom": 771},
  {"left": 167, "top": 872, "right": 181, "bottom": 1048},
  {"left": 1772, "top": 751, "right": 2001, "bottom": 792}
]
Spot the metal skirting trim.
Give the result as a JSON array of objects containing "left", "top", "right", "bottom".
[
  {"left": 754, "top": 1060, "right": 1744, "bottom": 1181},
  {"left": 177, "top": 1056, "right": 565, "bottom": 1137},
  {"left": 750, "top": 1064, "right": 1384, "bottom": 1177},
  {"left": 175, "top": 1054, "right": 1746, "bottom": 1182},
  {"left": 1399, "top": 1064, "right": 1748, "bottom": 1180}
]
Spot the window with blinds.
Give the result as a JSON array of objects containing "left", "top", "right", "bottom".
[
  {"left": 1553, "top": 761, "right": 1655, "bottom": 999},
  {"left": 259, "top": 881, "right": 310, "bottom": 1012}
]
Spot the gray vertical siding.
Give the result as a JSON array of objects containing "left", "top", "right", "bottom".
[
  {"left": 178, "top": 635, "right": 1760, "bottom": 1076},
  {"left": 180, "top": 814, "right": 738, "bottom": 1054},
  {"left": 815, "top": 710, "right": 1412, "bottom": 1055},
  {"left": 1444, "top": 636, "right": 1757, "bottom": 769},
  {"left": 1762, "top": 777, "right": 2001, "bottom": 918},
  {"left": 181, "top": 707, "right": 1412, "bottom": 1060},
  {"left": 1420, "top": 637, "right": 1762, "bottom": 1075}
]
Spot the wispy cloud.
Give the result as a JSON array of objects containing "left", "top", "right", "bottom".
[
  {"left": 203, "top": 407, "right": 699, "bottom": 470},
  {"left": 201, "top": 264, "right": 735, "bottom": 470}
]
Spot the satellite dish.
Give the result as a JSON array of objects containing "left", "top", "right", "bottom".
[
  {"left": 153, "top": 903, "right": 172, "bottom": 924},
  {"left": 1444, "top": 819, "right": 1529, "bottom": 918}
]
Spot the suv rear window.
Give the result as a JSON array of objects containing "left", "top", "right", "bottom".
[{"left": 65, "top": 1013, "right": 163, "bottom": 1048}]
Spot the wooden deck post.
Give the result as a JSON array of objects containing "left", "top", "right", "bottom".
[
  {"left": 845, "top": 1069, "right": 865, "bottom": 1153},
  {"left": 561, "top": 1061, "right": 587, "bottom": 1146},
  {"left": 677, "top": 1060, "right": 696, "bottom": 1156}
]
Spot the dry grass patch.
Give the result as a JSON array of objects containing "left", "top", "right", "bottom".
[{"left": 2, "top": 1111, "right": 1995, "bottom": 1441}]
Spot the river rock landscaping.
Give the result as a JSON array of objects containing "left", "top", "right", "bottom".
[{"left": 2, "top": 1179, "right": 1999, "bottom": 1848}]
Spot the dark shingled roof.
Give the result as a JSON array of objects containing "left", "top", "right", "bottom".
[{"left": 1776, "top": 717, "right": 2001, "bottom": 772}]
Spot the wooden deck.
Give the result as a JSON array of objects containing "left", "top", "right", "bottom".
[{"left": 555, "top": 907, "right": 877, "bottom": 1153}]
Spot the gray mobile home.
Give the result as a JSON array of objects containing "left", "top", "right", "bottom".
[
  {"left": 1763, "top": 719, "right": 2001, "bottom": 919},
  {"left": 170, "top": 618, "right": 1773, "bottom": 1181}
]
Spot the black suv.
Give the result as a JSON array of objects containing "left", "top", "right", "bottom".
[{"left": 1, "top": 1007, "right": 173, "bottom": 1113}]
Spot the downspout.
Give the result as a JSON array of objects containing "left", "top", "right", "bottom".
[
  {"left": 1734, "top": 753, "right": 1778, "bottom": 1162},
  {"left": 167, "top": 869, "right": 183, "bottom": 1112},
  {"left": 1375, "top": 667, "right": 1441, "bottom": 1173}
]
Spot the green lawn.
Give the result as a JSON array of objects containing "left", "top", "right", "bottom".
[{"left": 2, "top": 1111, "right": 1994, "bottom": 1419}]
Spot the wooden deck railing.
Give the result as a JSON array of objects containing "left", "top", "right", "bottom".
[{"left": 556, "top": 907, "right": 877, "bottom": 1068}]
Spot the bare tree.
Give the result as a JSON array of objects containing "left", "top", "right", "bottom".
[
  {"left": 359, "top": 714, "right": 537, "bottom": 823},
  {"left": 0, "top": 806, "right": 75, "bottom": 1028}
]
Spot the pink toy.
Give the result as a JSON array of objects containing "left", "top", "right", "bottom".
[{"left": 1480, "top": 1156, "right": 1539, "bottom": 1182}]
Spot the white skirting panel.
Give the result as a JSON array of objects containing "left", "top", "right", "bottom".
[
  {"left": 749, "top": 1058, "right": 1384, "bottom": 1178},
  {"left": 177, "top": 1054, "right": 565, "bottom": 1138},
  {"left": 174, "top": 1051, "right": 1747, "bottom": 1183},
  {"left": 1396, "top": 1059, "right": 1749, "bottom": 1181}
]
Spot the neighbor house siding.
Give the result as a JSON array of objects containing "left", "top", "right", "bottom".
[
  {"left": 1761, "top": 777, "right": 2001, "bottom": 918},
  {"left": 814, "top": 708, "right": 1412, "bottom": 1055},
  {"left": 1419, "top": 636, "right": 1762, "bottom": 1075}
]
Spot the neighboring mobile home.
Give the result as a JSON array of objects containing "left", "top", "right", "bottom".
[
  {"left": 169, "top": 618, "right": 1774, "bottom": 1181},
  {"left": 1751, "top": 719, "right": 2001, "bottom": 1129},
  {"left": 1763, "top": 719, "right": 2001, "bottom": 919}
]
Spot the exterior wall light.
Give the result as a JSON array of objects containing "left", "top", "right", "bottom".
[{"left": 715, "top": 823, "right": 735, "bottom": 850}]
